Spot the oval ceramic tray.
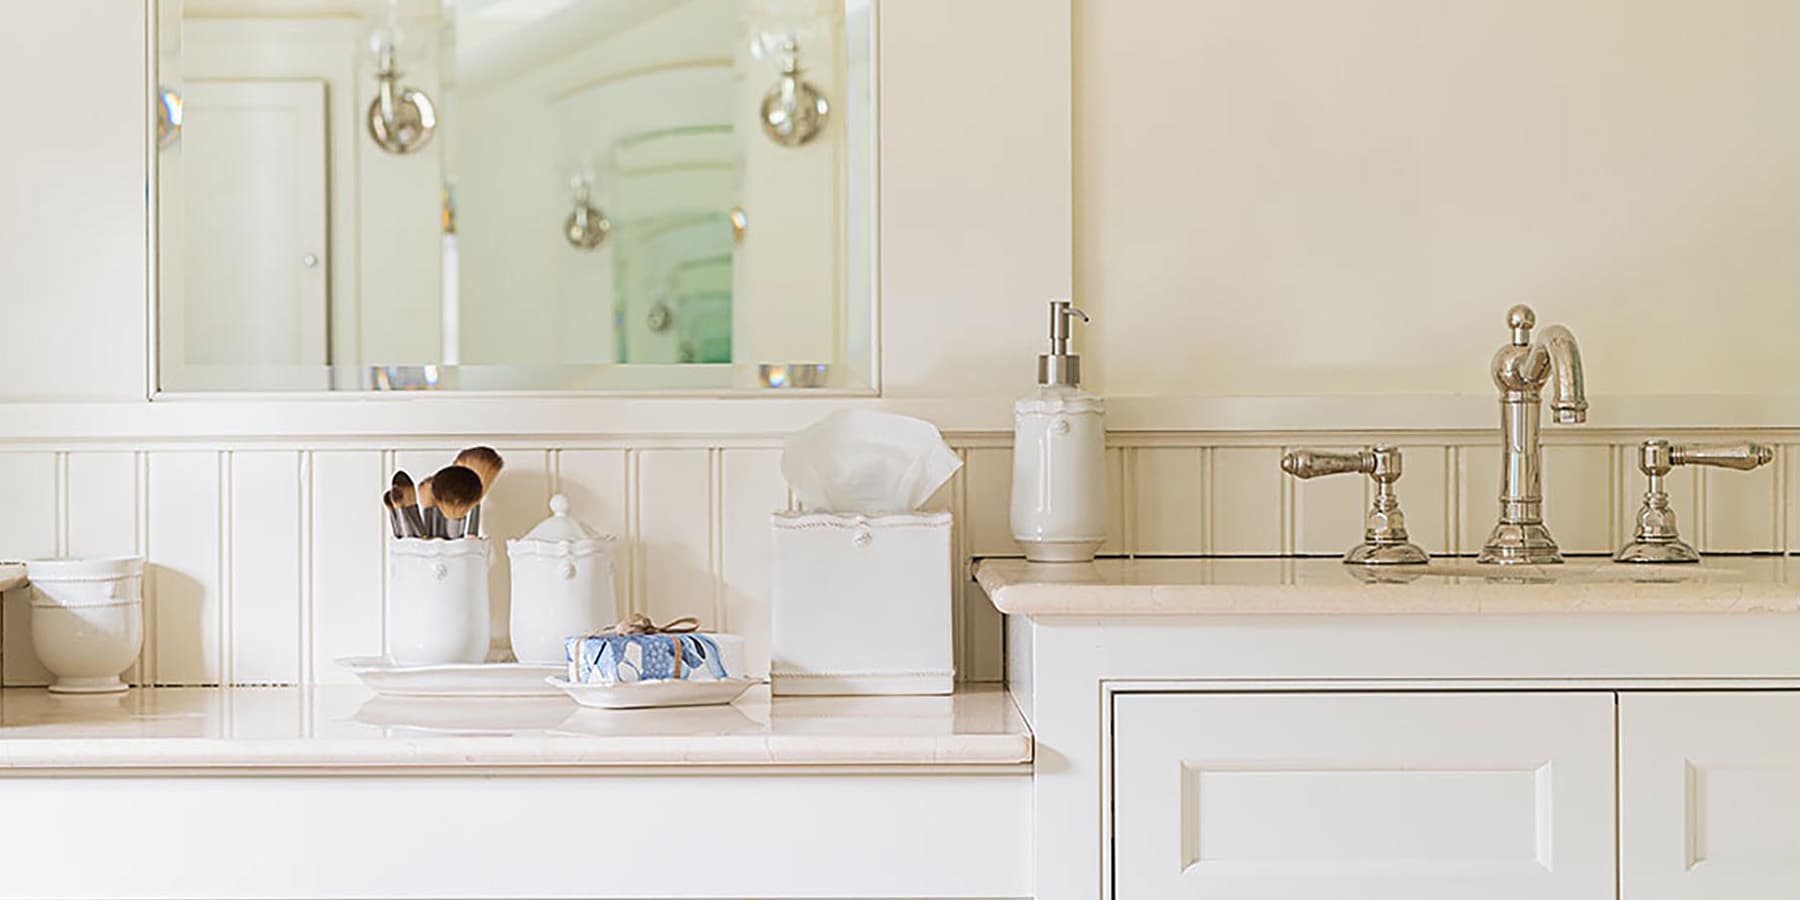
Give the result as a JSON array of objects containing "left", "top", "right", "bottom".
[
  {"left": 339, "top": 657, "right": 566, "bottom": 698},
  {"left": 547, "top": 676, "right": 760, "bottom": 710}
]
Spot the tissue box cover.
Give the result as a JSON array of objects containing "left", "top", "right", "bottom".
[
  {"left": 565, "top": 632, "right": 746, "bottom": 685},
  {"left": 771, "top": 511, "right": 954, "bottom": 695}
]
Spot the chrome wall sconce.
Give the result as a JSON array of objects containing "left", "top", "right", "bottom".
[
  {"left": 156, "top": 86, "right": 183, "bottom": 149},
  {"left": 758, "top": 35, "right": 829, "bottom": 147},
  {"left": 564, "top": 175, "right": 612, "bottom": 250},
  {"left": 366, "top": 22, "right": 436, "bottom": 155}
]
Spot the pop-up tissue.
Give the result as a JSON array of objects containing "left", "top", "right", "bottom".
[{"left": 771, "top": 410, "right": 962, "bottom": 695}]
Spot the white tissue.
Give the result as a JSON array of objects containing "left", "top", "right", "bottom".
[{"left": 781, "top": 409, "right": 963, "bottom": 514}]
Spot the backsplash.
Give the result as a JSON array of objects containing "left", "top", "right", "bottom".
[{"left": 1, "top": 427, "right": 1795, "bottom": 687}]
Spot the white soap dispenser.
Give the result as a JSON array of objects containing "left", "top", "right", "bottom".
[{"left": 1011, "top": 300, "right": 1107, "bottom": 562}]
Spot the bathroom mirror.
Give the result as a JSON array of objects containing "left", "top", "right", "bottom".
[{"left": 153, "top": 0, "right": 875, "bottom": 393}]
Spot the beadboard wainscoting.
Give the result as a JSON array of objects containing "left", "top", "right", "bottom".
[{"left": 1, "top": 428, "right": 1797, "bottom": 687}]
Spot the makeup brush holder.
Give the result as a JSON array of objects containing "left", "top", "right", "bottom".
[{"left": 387, "top": 538, "right": 492, "bottom": 665}]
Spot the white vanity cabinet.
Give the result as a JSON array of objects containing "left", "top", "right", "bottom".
[
  {"left": 980, "top": 557, "right": 1800, "bottom": 900},
  {"left": 1112, "top": 691, "right": 1617, "bottom": 900},
  {"left": 1621, "top": 691, "right": 1800, "bottom": 899}
]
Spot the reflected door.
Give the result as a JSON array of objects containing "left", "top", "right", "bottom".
[{"left": 171, "top": 79, "right": 329, "bottom": 387}]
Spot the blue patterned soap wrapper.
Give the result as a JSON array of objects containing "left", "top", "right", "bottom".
[{"left": 565, "top": 632, "right": 730, "bottom": 684}]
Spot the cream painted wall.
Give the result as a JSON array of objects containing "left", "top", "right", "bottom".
[
  {"left": 1076, "top": 0, "right": 1800, "bottom": 399},
  {"left": 0, "top": 0, "right": 148, "bottom": 401}
]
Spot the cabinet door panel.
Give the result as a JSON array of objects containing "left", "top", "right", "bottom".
[
  {"left": 1112, "top": 691, "right": 1616, "bottom": 900},
  {"left": 1621, "top": 691, "right": 1800, "bottom": 899}
]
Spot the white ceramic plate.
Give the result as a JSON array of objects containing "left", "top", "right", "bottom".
[
  {"left": 338, "top": 657, "right": 567, "bottom": 698},
  {"left": 547, "top": 676, "right": 760, "bottom": 710}
]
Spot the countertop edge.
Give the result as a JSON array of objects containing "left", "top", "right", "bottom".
[{"left": 0, "top": 734, "right": 1035, "bottom": 773}]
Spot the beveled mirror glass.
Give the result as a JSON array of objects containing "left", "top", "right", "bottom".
[{"left": 154, "top": 0, "right": 875, "bottom": 392}]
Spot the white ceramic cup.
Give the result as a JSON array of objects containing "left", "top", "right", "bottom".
[
  {"left": 387, "top": 538, "right": 491, "bottom": 665},
  {"left": 25, "top": 556, "right": 146, "bottom": 694}
]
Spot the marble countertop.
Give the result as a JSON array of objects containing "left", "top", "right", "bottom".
[
  {"left": 0, "top": 685, "right": 1031, "bottom": 772},
  {"left": 978, "top": 556, "right": 1800, "bottom": 616}
]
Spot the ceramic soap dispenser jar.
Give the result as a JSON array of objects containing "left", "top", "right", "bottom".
[
  {"left": 506, "top": 494, "right": 619, "bottom": 664},
  {"left": 1010, "top": 300, "right": 1108, "bottom": 562}
]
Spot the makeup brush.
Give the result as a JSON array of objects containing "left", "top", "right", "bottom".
[
  {"left": 454, "top": 447, "right": 504, "bottom": 537},
  {"left": 391, "top": 471, "right": 426, "bottom": 537},
  {"left": 388, "top": 487, "right": 421, "bottom": 538},
  {"left": 418, "top": 476, "right": 441, "bottom": 539},
  {"left": 431, "top": 465, "right": 485, "bottom": 540},
  {"left": 382, "top": 490, "right": 403, "bottom": 539}
]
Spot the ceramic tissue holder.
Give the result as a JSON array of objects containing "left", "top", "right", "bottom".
[
  {"left": 771, "top": 410, "right": 962, "bottom": 696},
  {"left": 387, "top": 537, "right": 491, "bottom": 665},
  {"left": 771, "top": 511, "right": 954, "bottom": 695}
]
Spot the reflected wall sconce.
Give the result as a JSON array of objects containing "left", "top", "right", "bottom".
[
  {"left": 156, "top": 86, "right": 183, "bottom": 149},
  {"left": 730, "top": 206, "right": 749, "bottom": 243},
  {"left": 757, "top": 35, "right": 829, "bottom": 147},
  {"left": 565, "top": 175, "right": 612, "bottom": 249},
  {"left": 366, "top": 9, "right": 437, "bottom": 155}
]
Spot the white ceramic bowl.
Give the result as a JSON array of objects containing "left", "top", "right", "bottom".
[{"left": 24, "top": 556, "right": 145, "bottom": 694}]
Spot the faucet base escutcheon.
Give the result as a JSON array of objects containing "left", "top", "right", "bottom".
[{"left": 1479, "top": 521, "right": 1564, "bottom": 566}]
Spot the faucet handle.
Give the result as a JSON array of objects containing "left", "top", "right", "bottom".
[
  {"left": 1666, "top": 442, "right": 1774, "bottom": 472},
  {"left": 1616, "top": 440, "right": 1775, "bottom": 564},
  {"left": 1280, "top": 446, "right": 1427, "bottom": 566}
]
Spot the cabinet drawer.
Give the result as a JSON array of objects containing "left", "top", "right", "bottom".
[
  {"left": 1112, "top": 691, "right": 1615, "bottom": 900},
  {"left": 1621, "top": 691, "right": 1800, "bottom": 900}
]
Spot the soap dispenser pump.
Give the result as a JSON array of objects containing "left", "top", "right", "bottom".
[{"left": 1011, "top": 300, "right": 1108, "bottom": 562}]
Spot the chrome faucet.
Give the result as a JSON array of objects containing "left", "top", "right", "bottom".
[{"left": 1478, "top": 305, "right": 1588, "bottom": 565}]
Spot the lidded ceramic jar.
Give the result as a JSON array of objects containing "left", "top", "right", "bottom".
[{"left": 507, "top": 494, "right": 619, "bottom": 664}]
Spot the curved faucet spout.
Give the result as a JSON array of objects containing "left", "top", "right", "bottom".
[{"left": 1532, "top": 325, "right": 1587, "bottom": 424}]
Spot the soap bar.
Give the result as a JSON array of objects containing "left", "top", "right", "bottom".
[{"left": 564, "top": 632, "right": 746, "bottom": 684}]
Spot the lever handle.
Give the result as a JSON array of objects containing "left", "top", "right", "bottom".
[
  {"left": 1279, "top": 446, "right": 1424, "bottom": 565},
  {"left": 1617, "top": 440, "right": 1774, "bottom": 564},
  {"left": 1282, "top": 446, "right": 1401, "bottom": 483},
  {"left": 1670, "top": 442, "right": 1774, "bottom": 472},
  {"left": 1635, "top": 440, "right": 1774, "bottom": 476}
]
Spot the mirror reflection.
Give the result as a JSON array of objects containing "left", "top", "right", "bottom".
[{"left": 156, "top": 0, "right": 874, "bottom": 392}]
